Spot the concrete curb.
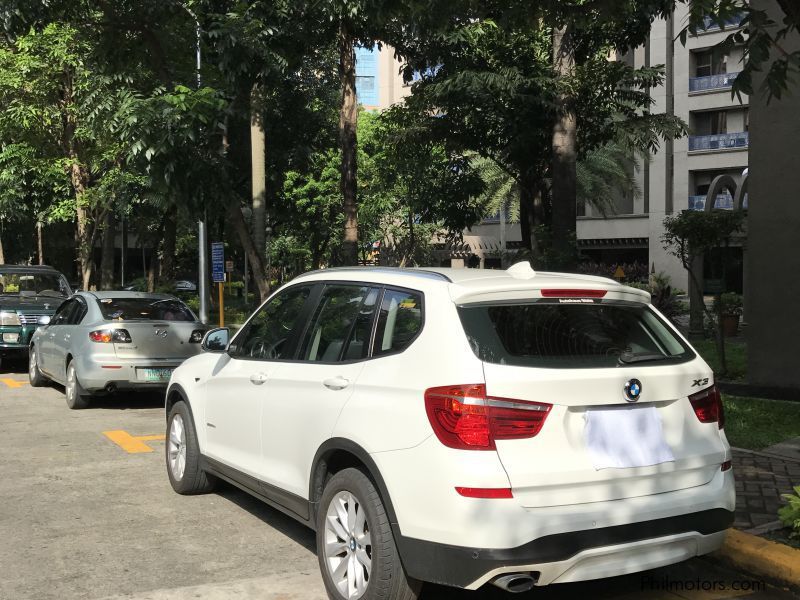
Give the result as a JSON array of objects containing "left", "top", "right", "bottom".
[{"left": 714, "top": 528, "right": 800, "bottom": 590}]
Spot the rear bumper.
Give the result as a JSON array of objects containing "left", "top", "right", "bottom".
[
  {"left": 76, "top": 356, "right": 184, "bottom": 392},
  {"left": 398, "top": 508, "right": 733, "bottom": 589}
]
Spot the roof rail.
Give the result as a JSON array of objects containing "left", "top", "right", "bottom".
[{"left": 297, "top": 266, "right": 452, "bottom": 283}]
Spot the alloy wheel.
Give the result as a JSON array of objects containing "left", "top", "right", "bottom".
[
  {"left": 168, "top": 414, "right": 187, "bottom": 481},
  {"left": 323, "top": 490, "right": 372, "bottom": 599},
  {"left": 29, "top": 350, "right": 37, "bottom": 379}
]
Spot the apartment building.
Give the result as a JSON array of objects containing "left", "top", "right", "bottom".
[{"left": 577, "top": 7, "right": 749, "bottom": 290}]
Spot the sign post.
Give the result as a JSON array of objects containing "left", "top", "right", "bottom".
[
  {"left": 225, "top": 260, "right": 234, "bottom": 296},
  {"left": 211, "top": 242, "right": 225, "bottom": 328}
]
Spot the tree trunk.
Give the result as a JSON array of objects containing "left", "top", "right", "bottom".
[
  {"left": 251, "top": 84, "right": 267, "bottom": 264},
  {"left": 100, "top": 211, "right": 116, "bottom": 290},
  {"left": 229, "top": 200, "right": 270, "bottom": 301},
  {"left": 146, "top": 250, "right": 158, "bottom": 293},
  {"left": 551, "top": 25, "right": 578, "bottom": 272},
  {"left": 519, "top": 179, "right": 542, "bottom": 259},
  {"left": 36, "top": 221, "right": 44, "bottom": 265},
  {"left": 160, "top": 206, "right": 177, "bottom": 283},
  {"left": 338, "top": 21, "right": 359, "bottom": 266},
  {"left": 69, "top": 162, "right": 95, "bottom": 290},
  {"left": 0, "top": 230, "right": 5, "bottom": 263}
]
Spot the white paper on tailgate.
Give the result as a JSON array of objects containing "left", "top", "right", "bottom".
[{"left": 584, "top": 405, "right": 675, "bottom": 470}]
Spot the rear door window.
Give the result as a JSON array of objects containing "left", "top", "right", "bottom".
[
  {"left": 373, "top": 289, "right": 423, "bottom": 357},
  {"left": 458, "top": 302, "right": 694, "bottom": 368},
  {"left": 299, "top": 285, "right": 379, "bottom": 362}
]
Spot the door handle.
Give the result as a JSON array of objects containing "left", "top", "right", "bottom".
[
  {"left": 323, "top": 376, "right": 350, "bottom": 391},
  {"left": 249, "top": 372, "right": 268, "bottom": 385}
]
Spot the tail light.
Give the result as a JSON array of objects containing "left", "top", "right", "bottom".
[
  {"left": 540, "top": 289, "right": 607, "bottom": 298},
  {"left": 689, "top": 384, "right": 724, "bottom": 429},
  {"left": 424, "top": 384, "right": 551, "bottom": 451},
  {"left": 189, "top": 329, "right": 205, "bottom": 343},
  {"left": 89, "top": 329, "right": 132, "bottom": 344}
]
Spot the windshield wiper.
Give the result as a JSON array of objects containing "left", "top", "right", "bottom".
[{"left": 618, "top": 352, "right": 671, "bottom": 365}]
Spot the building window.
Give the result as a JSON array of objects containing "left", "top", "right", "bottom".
[
  {"left": 694, "top": 49, "right": 727, "bottom": 77},
  {"left": 354, "top": 45, "right": 380, "bottom": 106},
  {"left": 694, "top": 110, "right": 728, "bottom": 135}
]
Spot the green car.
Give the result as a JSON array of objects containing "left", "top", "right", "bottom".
[{"left": 0, "top": 265, "right": 72, "bottom": 366}]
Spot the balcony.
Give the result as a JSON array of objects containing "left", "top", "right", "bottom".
[
  {"left": 688, "top": 131, "right": 748, "bottom": 152},
  {"left": 697, "top": 13, "right": 746, "bottom": 33},
  {"left": 689, "top": 72, "right": 740, "bottom": 93},
  {"left": 688, "top": 194, "right": 734, "bottom": 211}
]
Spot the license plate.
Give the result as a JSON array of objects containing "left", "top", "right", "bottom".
[
  {"left": 584, "top": 406, "right": 674, "bottom": 470},
  {"left": 2, "top": 333, "right": 20, "bottom": 343},
  {"left": 137, "top": 368, "right": 173, "bottom": 382}
]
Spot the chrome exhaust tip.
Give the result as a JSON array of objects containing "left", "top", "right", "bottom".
[{"left": 491, "top": 573, "right": 537, "bottom": 593}]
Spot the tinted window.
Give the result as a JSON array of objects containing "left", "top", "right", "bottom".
[
  {"left": 231, "top": 285, "right": 311, "bottom": 360},
  {"left": 458, "top": 302, "right": 693, "bottom": 369},
  {"left": 96, "top": 298, "right": 195, "bottom": 321},
  {"left": 68, "top": 299, "right": 87, "bottom": 324},
  {"left": 373, "top": 289, "right": 423, "bottom": 356},
  {"left": 300, "top": 285, "right": 379, "bottom": 362},
  {"left": 52, "top": 299, "right": 80, "bottom": 325}
]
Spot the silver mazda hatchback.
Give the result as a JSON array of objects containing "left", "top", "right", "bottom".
[{"left": 29, "top": 291, "right": 206, "bottom": 409}]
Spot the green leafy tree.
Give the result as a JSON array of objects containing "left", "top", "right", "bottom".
[{"left": 662, "top": 210, "right": 745, "bottom": 376}]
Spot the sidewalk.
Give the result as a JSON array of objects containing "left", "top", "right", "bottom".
[{"left": 732, "top": 445, "right": 800, "bottom": 531}]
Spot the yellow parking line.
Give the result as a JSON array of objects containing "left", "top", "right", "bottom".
[
  {"left": 0, "top": 378, "right": 28, "bottom": 388},
  {"left": 103, "top": 430, "right": 166, "bottom": 453}
]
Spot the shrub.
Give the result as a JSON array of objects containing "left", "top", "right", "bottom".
[
  {"left": 713, "top": 292, "right": 743, "bottom": 317},
  {"left": 779, "top": 485, "right": 800, "bottom": 540},
  {"left": 628, "top": 272, "right": 687, "bottom": 322}
]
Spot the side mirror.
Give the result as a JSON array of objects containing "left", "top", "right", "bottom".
[
  {"left": 201, "top": 327, "right": 230, "bottom": 352},
  {"left": 38, "top": 315, "right": 51, "bottom": 326}
]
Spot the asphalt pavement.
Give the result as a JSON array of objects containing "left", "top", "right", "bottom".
[{"left": 0, "top": 358, "right": 796, "bottom": 600}]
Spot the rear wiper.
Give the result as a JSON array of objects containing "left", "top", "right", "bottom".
[{"left": 617, "top": 352, "right": 670, "bottom": 365}]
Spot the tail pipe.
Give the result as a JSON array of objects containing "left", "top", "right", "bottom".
[{"left": 491, "top": 573, "right": 538, "bottom": 593}]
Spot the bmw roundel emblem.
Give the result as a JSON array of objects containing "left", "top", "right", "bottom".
[{"left": 624, "top": 379, "right": 642, "bottom": 402}]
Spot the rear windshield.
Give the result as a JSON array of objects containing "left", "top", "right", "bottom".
[
  {"left": 97, "top": 298, "right": 195, "bottom": 322},
  {"left": 458, "top": 301, "right": 694, "bottom": 369}
]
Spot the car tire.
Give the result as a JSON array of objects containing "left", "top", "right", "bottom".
[
  {"left": 166, "top": 401, "right": 216, "bottom": 495},
  {"left": 65, "top": 360, "right": 90, "bottom": 409},
  {"left": 28, "top": 346, "right": 47, "bottom": 387},
  {"left": 317, "top": 468, "right": 422, "bottom": 600}
]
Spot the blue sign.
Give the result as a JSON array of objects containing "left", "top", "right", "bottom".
[{"left": 211, "top": 242, "right": 225, "bottom": 283}]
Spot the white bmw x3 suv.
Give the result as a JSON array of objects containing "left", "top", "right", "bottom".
[{"left": 164, "top": 263, "right": 734, "bottom": 599}]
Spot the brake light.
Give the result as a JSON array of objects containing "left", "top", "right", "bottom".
[
  {"left": 721, "top": 460, "right": 732, "bottom": 471},
  {"left": 189, "top": 329, "right": 205, "bottom": 343},
  {"left": 540, "top": 289, "right": 607, "bottom": 298},
  {"left": 689, "top": 384, "right": 724, "bottom": 429},
  {"left": 455, "top": 487, "right": 513, "bottom": 499},
  {"left": 424, "top": 384, "right": 551, "bottom": 450},
  {"left": 89, "top": 329, "right": 132, "bottom": 344}
]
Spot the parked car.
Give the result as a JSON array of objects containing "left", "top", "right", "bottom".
[
  {"left": 29, "top": 292, "right": 206, "bottom": 409},
  {"left": 163, "top": 263, "right": 734, "bottom": 599},
  {"left": 0, "top": 265, "right": 72, "bottom": 367},
  {"left": 174, "top": 280, "right": 198, "bottom": 292}
]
